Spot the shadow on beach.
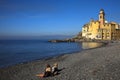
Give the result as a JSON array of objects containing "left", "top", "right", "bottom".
[{"left": 56, "top": 67, "right": 66, "bottom": 75}]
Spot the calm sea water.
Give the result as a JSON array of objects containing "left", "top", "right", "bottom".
[{"left": 0, "top": 39, "right": 102, "bottom": 68}]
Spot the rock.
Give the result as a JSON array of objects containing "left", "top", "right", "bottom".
[{"left": 48, "top": 39, "right": 75, "bottom": 43}]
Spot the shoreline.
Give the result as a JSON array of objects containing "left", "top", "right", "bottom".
[
  {"left": 1, "top": 41, "right": 120, "bottom": 80},
  {"left": 0, "top": 41, "right": 105, "bottom": 69}
]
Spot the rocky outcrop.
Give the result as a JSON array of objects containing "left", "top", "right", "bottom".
[
  {"left": 48, "top": 39, "right": 75, "bottom": 43},
  {"left": 48, "top": 32, "right": 83, "bottom": 43}
]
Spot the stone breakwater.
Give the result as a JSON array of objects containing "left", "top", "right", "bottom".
[{"left": 0, "top": 41, "right": 120, "bottom": 80}]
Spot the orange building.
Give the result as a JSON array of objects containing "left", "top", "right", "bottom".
[{"left": 82, "top": 9, "right": 120, "bottom": 40}]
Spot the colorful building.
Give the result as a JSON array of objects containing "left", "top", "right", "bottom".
[{"left": 82, "top": 9, "right": 120, "bottom": 40}]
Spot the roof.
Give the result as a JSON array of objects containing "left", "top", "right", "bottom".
[{"left": 109, "top": 22, "right": 118, "bottom": 24}]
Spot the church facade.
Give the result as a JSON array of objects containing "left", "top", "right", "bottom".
[{"left": 82, "top": 9, "right": 120, "bottom": 40}]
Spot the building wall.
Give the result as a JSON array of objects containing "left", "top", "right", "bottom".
[{"left": 90, "top": 21, "right": 100, "bottom": 39}]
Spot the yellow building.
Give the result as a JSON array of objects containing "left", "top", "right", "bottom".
[{"left": 82, "top": 9, "right": 120, "bottom": 40}]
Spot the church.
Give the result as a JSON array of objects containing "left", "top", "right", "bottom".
[{"left": 82, "top": 9, "right": 120, "bottom": 40}]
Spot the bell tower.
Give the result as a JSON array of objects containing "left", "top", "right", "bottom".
[{"left": 99, "top": 9, "right": 105, "bottom": 26}]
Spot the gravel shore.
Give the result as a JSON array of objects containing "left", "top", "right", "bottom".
[{"left": 0, "top": 41, "right": 120, "bottom": 80}]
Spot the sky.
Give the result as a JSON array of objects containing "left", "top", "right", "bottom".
[{"left": 0, "top": 0, "right": 120, "bottom": 39}]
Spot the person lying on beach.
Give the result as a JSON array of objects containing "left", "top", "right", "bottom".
[
  {"left": 36, "top": 64, "right": 52, "bottom": 78},
  {"left": 52, "top": 63, "right": 59, "bottom": 76}
]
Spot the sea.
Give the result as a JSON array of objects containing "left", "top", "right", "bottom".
[{"left": 0, "top": 38, "right": 103, "bottom": 68}]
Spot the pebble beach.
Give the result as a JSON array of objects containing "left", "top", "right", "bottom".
[{"left": 0, "top": 41, "right": 120, "bottom": 80}]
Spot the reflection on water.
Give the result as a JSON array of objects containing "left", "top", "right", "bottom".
[{"left": 82, "top": 42, "right": 103, "bottom": 49}]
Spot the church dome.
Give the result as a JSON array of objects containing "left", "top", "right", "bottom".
[
  {"left": 99, "top": 9, "right": 105, "bottom": 14},
  {"left": 100, "top": 9, "right": 104, "bottom": 12}
]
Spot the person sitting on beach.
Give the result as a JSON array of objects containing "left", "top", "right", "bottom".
[
  {"left": 44, "top": 64, "right": 52, "bottom": 77},
  {"left": 36, "top": 64, "right": 52, "bottom": 78},
  {"left": 52, "top": 63, "right": 59, "bottom": 76}
]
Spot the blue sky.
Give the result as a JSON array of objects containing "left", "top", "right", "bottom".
[{"left": 0, "top": 0, "right": 120, "bottom": 39}]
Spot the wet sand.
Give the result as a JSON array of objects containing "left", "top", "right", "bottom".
[{"left": 0, "top": 41, "right": 120, "bottom": 80}]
